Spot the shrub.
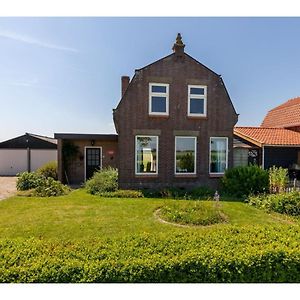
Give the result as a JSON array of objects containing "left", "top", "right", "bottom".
[
  {"left": 36, "top": 161, "right": 58, "bottom": 180},
  {"left": 142, "top": 186, "right": 214, "bottom": 200},
  {"left": 0, "top": 226, "right": 299, "bottom": 283},
  {"left": 85, "top": 167, "right": 118, "bottom": 195},
  {"left": 33, "top": 177, "right": 70, "bottom": 197},
  {"left": 221, "top": 165, "right": 269, "bottom": 197},
  {"left": 248, "top": 191, "right": 300, "bottom": 216},
  {"left": 16, "top": 172, "right": 41, "bottom": 191},
  {"left": 97, "top": 190, "right": 144, "bottom": 198},
  {"left": 269, "top": 166, "right": 289, "bottom": 193},
  {"left": 159, "top": 201, "right": 227, "bottom": 226},
  {"left": 189, "top": 186, "right": 214, "bottom": 199}
]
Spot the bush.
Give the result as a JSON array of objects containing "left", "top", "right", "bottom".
[
  {"left": 221, "top": 165, "right": 269, "bottom": 197},
  {"left": 269, "top": 166, "right": 289, "bottom": 193},
  {"left": 16, "top": 171, "right": 70, "bottom": 197},
  {"left": 16, "top": 172, "right": 41, "bottom": 191},
  {"left": 189, "top": 186, "right": 214, "bottom": 199},
  {"left": 97, "top": 190, "right": 144, "bottom": 198},
  {"left": 36, "top": 161, "right": 58, "bottom": 180},
  {"left": 159, "top": 201, "right": 227, "bottom": 226},
  {"left": 248, "top": 191, "right": 300, "bottom": 216},
  {"left": 85, "top": 167, "right": 118, "bottom": 195},
  {"left": 34, "top": 177, "right": 70, "bottom": 197},
  {"left": 142, "top": 186, "right": 214, "bottom": 200},
  {"left": 0, "top": 226, "right": 299, "bottom": 282}
]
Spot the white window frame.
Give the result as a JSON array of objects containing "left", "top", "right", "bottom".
[
  {"left": 149, "top": 83, "right": 169, "bottom": 116},
  {"left": 174, "top": 136, "right": 197, "bottom": 175},
  {"left": 187, "top": 85, "right": 207, "bottom": 117},
  {"left": 209, "top": 137, "right": 228, "bottom": 175},
  {"left": 135, "top": 135, "right": 159, "bottom": 175}
]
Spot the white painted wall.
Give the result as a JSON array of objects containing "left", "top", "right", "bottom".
[
  {"left": 0, "top": 149, "right": 28, "bottom": 175},
  {"left": 30, "top": 149, "right": 57, "bottom": 171}
]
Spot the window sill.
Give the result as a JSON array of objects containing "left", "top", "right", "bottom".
[
  {"left": 135, "top": 174, "right": 158, "bottom": 178},
  {"left": 149, "top": 114, "right": 169, "bottom": 118},
  {"left": 187, "top": 115, "right": 207, "bottom": 120},
  {"left": 175, "top": 174, "right": 197, "bottom": 178},
  {"left": 209, "top": 173, "right": 224, "bottom": 178}
]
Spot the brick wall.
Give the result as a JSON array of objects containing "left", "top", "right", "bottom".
[
  {"left": 58, "top": 139, "right": 118, "bottom": 184},
  {"left": 114, "top": 53, "right": 238, "bottom": 190}
]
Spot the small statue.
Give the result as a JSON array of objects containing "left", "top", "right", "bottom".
[{"left": 214, "top": 190, "right": 220, "bottom": 202}]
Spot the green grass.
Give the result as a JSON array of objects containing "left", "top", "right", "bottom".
[{"left": 0, "top": 189, "right": 296, "bottom": 240}]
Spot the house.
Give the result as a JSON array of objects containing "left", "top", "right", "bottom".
[
  {"left": 234, "top": 97, "right": 300, "bottom": 178},
  {"left": 0, "top": 133, "right": 57, "bottom": 176},
  {"left": 56, "top": 34, "right": 238, "bottom": 189},
  {"left": 54, "top": 133, "right": 118, "bottom": 184}
]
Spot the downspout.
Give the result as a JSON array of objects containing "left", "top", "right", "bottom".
[
  {"left": 261, "top": 145, "right": 265, "bottom": 170},
  {"left": 26, "top": 134, "right": 31, "bottom": 172}
]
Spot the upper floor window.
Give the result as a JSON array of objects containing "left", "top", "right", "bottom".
[
  {"left": 135, "top": 135, "right": 158, "bottom": 175},
  {"left": 209, "top": 137, "right": 228, "bottom": 174},
  {"left": 149, "top": 83, "right": 169, "bottom": 116},
  {"left": 188, "top": 85, "right": 207, "bottom": 117}
]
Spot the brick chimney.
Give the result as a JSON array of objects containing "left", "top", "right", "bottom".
[
  {"left": 172, "top": 33, "right": 185, "bottom": 56},
  {"left": 121, "top": 76, "right": 130, "bottom": 97}
]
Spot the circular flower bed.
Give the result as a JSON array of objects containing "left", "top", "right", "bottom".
[{"left": 157, "top": 201, "right": 228, "bottom": 226}]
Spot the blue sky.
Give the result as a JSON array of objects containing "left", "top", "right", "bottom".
[{"left": 1, "top": 17, "right": 300, "bottom": 142}]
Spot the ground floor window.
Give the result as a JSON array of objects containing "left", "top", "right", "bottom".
[
  {"left": 135, "top": 136, "right": 158, "bottom": 175},
  {"left": 210, "top": 137, "right": 228, "bottom": 174},
  {"left": 175, "top": 136, "right": 197, "bottom": 174}
]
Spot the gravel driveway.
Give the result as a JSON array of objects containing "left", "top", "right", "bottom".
[{"left": 0, "top": 177, "right": 17, "bottom": 200}]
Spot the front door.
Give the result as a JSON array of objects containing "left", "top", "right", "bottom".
[{"left": 85, "top": 147, "right": 102, "bottom": 180}]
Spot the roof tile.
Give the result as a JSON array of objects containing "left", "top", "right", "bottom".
[{"left": 234, "top": 127, "right": 300, "bottom": 146}]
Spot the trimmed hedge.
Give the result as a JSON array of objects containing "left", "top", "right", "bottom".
[
  {"left": 0, "top": 226, "right": 299, "bottom": 283},
  {"left": 96, "top": 190, "right": 144, "bottom": 198}
]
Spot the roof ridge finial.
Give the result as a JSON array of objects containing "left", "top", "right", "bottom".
[{"left": 172, "top": 33, "right": 185, "bottom": 54}]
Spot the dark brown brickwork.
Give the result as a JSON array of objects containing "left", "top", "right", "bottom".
[{"left": 114, "top": 51, "right": 238, "bottom": 190}]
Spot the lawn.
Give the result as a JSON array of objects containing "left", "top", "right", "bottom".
[
  {"left": 0, "top": 189, "right": 295, "bottom": 240},
  {"left": 0, "top": 189, "right": 299, "bottom": 282}
]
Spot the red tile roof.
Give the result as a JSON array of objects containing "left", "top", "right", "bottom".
[
  {"left": 261, "top": 97, "right": 300, "bottom": 128},
  {"left": 234, "top": 127, "right": 300, "bottom": 147}
]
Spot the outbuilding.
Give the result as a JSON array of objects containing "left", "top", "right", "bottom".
[{"left": 0, "top": 133, "right": 57, "bottom": 176}]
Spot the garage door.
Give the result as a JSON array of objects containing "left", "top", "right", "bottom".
[
  {"left": 0, "top": 149, "right": 28, "bottom": 175},
  {"left": 30, "top": 149, "right": 57, "bottom": 171}
]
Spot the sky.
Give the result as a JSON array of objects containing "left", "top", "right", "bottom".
[{"left": 1, "top": 17, "right": 300, "bottom": 142}]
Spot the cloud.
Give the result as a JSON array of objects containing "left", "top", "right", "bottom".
[{"left": 0, "top": 29, "right": 78, "bottom": 53}]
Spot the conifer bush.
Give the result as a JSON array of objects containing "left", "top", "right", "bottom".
[{"left": 221, "top": 165, "right": 269, "bottom": 197}]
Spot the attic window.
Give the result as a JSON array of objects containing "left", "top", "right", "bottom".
[
  {"left": 149, "top": 83, "right": 169, "bottom": 116},
  {"left": 188, "top": 85, "right": 207, "bottom": 117}
]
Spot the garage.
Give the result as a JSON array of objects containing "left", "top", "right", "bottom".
[{"left": 0, "top": 133, "right": 57, "bottom": 176}]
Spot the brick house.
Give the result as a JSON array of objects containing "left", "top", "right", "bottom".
[
  {"left": 113, "top": 34, "right": 238, "bottom": 189},
  {"left": 56, "top": 34, "right": 238, "bottom": 188},
  {"left": 234, "top": 97, "right": 300, "bottom": 178}
]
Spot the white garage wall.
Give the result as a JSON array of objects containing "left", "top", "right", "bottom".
[
  {"left": 30, "top": 149, "right": 57, "bottom": 171},
  {"left": 0, "top": 149, "right": 28, "bottom": 175}
]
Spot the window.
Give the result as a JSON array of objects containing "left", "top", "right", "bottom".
[
  {"left": 175, "top": 136, "right": 197, "bottom": 174},
  {"left": 135, "top": 136, "right": 158, "bottom": 175},
  {"left": 188, "top": 85, "right": 207, "bottom": 116},
  {"left": 210, "top": 137, "right": 228, "bottom": 174},
  {"left": 149, "top": 83, "right": 169, "bottom": 115}
]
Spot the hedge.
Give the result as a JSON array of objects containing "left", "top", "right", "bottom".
[{"left": 0, "top": 226, "right": 299, "bottom": 283}]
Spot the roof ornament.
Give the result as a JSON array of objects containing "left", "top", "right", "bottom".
[{"left": 172, "top": 33, "right": 185, "bottom": 54}]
